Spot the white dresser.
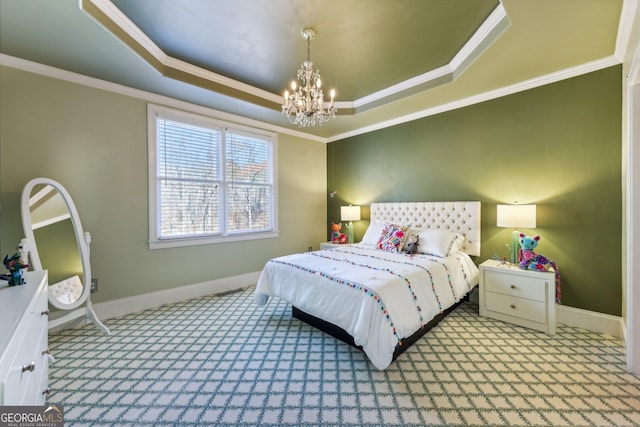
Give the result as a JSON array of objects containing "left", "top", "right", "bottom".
[
  {"left": 0, "top": 270, "right": 50, "bottom": 405},
  {"left": 479, "top": 259, "right": 556, "bottom": 334}
]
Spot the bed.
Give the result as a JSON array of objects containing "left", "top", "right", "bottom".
[{"left": 255, "top": 201, "right": 481, "bottom": 370}]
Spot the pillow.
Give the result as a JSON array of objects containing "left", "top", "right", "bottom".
[
  {"left": 360, "top": 222, "right": 386, "bottom": 246},
  {"left": 376, "top": 223, "right": 409, "bottom": 253},
  {"left": 416, "top": 229, "right": 464, "bottom": 257}
]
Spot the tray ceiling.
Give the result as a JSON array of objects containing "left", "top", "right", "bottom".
[{"left": 0, "top": 0, "right": 625, "bottom": 140}]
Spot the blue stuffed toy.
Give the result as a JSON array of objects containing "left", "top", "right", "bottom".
[
  {"left": 518, "top": 234, "right": 542, "bottom": 271},
  {"left": 3, "top": 252, "right": 28, "bottom": 286},
  {"left": 517, "top": 233, "right": 562, "bottom": 303}
]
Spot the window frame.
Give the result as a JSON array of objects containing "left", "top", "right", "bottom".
[{"left": 147, "top": 104, "right": 278, "bottom": 249}]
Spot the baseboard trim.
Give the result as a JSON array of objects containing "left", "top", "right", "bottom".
[
  {"left": 557, "top": 304, "right": 624, "bottom": 338},
  {"left": 92, "top": 271, "right": 262, "bottom": 321},
  {"left": 90, "top": 273, "right": 624, "bottom": 339}
]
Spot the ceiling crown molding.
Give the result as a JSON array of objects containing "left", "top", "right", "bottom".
[{"left": 80, "top": 0, "right": 509, "bottom": 115}]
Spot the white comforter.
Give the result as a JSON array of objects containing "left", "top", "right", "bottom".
[{"left": 255, "top": 245, "right": 479, "bottom": 370}]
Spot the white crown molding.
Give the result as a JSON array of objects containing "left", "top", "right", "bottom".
[
  {"left": 449, "top": 3, "right": 512, "bottom": 80},
  {"left": 0, "top": 53, "right": 327, "bottom": 143},
  {"left": 336, "top": 3, "right": 510, "bottom": 111},
  {"left": 82, "top": 0, "right": 283, "bottom": 105},
  {"left": 615, "top": 0, "right": 639, "bottom": 61},
  {"left": 327, "top": 55, "right": 621, "bottom": 142},
  {"left": 80, "top": 0, "right": 509, "bottom": 113},
  {"left": 352, "top": 64, "right": 453, "bottom": 110},
  {"left": 88, "top": 0, "right": 166, "bottom": 60},
  {"left": 165, "top": 55, "right": 282, "bottom": 104},
  {"left": 1, "top": 52, "right": 621, "bottom": 144}
]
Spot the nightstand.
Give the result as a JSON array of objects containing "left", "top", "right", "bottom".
[
  {"left": 320, "top": 242, "right": 343, "bottom": 249},
  {"left": 479, "top": 259, "right": 556, "bottom": 334}
]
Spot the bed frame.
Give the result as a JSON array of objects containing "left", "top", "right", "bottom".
[{"left": 293, "top": 201, "right": 481, "bottom": 360}]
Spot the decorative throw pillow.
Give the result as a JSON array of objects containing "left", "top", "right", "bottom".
[
  {"left": 376, "top": 223, "right": 409, "bottom": 253},
  {"left": 416, "top": 229, "right": 464, "bottom": 257}
]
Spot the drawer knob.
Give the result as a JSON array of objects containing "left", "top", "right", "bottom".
[
  {"left": 510, "top": 304, "right": 516, "bottom": 309},
  {"left": 43, "top": 387, "right": 51, "bottom": 396},
  {"left": 42, "top": 348, "right": 57, "bottom": 363},
  {"left": 41, "top": 310, "right": 50, "bottom": 316},
  {"left": 22, "top": 362, "right": 36, "bottom": 373},
  {"left": 510, "top": 285, "right": 516, "bottom": 289}
]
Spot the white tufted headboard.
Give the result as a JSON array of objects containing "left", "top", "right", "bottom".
[{"left": 369, "top": 201, "right": 481, "bottom": 256}]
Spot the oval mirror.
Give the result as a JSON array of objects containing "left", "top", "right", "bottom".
[{"left": 21, "top": 178, "right": 109, "bottom": 334}]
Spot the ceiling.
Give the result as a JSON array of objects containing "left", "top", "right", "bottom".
[{"left": 0, "top": 0, "right": 626, "bottom": 141}]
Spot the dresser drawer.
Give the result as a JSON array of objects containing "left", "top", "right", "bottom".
[
  {"left": 0, "top": 271, "right": 49, "bottom": 405},
  {"left": 485, "top": 291, "right": 546, "bottom": 323},
  {"left": 2, "top": 307, "right": 49, "bottom": 405},
  {"left": 484, "top": 270, "right": 547, "bottom": 302},
  {"left": 33, "top": 323, "right": 50, "bottom": 404}
]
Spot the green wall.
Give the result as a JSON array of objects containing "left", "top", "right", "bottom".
[
  {"left": 328, "top": 66, "right": 622, "bottom": 316},
  {"left": 0, "top": 65, "right": 327, "bottom": 303}
]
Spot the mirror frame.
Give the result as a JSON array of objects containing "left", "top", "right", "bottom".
[{"left": 21, "top": 178, "right": 92, "bottom": 310}]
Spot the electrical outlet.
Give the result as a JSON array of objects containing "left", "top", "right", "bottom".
[{"left": 90, "top": 278, "right": 98, "bottom": 293}]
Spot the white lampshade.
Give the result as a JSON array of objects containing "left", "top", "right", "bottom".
[
  {"left": 340, "top": 205, "right": 361, "bottom": 222},
  {"left": 497, "top": 204, "right": 536, "bottom": 228}
]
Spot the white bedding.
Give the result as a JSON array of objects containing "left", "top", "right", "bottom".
[{"left": 255, "top": 244, "right": 479, "bottom": 370}]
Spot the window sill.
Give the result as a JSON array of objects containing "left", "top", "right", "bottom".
[{"left": 148, "top": 231, "right": 279, "bottom": 250}]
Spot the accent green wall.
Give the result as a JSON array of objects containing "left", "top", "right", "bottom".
[
  {"left": 328, "top": 66, "right": 622, "bottom": 316},
  {"left": 0, "top": 65, "right": 327, "bottom": 303}
]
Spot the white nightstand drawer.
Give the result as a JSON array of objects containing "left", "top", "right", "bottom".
[
  {"left": 484, "top": 270, "right": 546, "bottom": 302},
  {"left": 479, "top": 260, "right": 556, "bottom": 334},
  {"left": 485, "top": 291, "right": 546, "bottom": 323}
]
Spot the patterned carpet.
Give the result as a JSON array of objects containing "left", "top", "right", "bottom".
[{"left": 48, "top": 286, "right": 640, "bottom": 426}]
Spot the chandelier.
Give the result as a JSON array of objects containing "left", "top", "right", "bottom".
[{"left": 282, "top": 28, "right": 336, "bottom": 127}]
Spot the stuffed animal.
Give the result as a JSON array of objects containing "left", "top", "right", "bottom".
[
  {"left": 3, "top": 252, "right": 28, "bottom": 286},
  {"left": 330, "top": 223, "right": 347, "bottom": 244},
  {"left": 518, "top": 234, "right": 546, "bottom": 271},
  {"left": 517, "top": 233, "right": 562, "bottom": 304},
  {"left": 406, "top": 234, "right": 419, "bottom": 254}
]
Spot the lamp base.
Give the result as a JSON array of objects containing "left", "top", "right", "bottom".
[
  {"left": 510, "top": 230, "right": 520, "bottom": 264},
  {"left": 345, "top": 222, "right": 354, "bottom": 244}
]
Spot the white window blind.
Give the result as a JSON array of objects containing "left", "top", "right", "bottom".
[
  {"left": 225, "top": 131, "right": 273, "bottom": 233},
  {"left": 148, "top": 105, "right": 277, "bottom": 248}
]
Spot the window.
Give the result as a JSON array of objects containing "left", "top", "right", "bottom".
[{"left": 148, "top": 105, "right": 277, "bottom": 249}]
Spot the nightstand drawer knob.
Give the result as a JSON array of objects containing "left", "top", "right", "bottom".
[
  {"left": 510, "top": 285, "right": 516, "bottom": 289},
  {"left": 22, "top": 362, "right": 36, "bottom": 372},
  {"left": 510, "top": 304, "right": 516, "bottom": 309}
]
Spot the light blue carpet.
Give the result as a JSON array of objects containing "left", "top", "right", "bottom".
[{"left": 48, "top": 287, "right": 640, "bottom": 426}]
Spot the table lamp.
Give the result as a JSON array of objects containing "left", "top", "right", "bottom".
[
  {"left": 496, "top": 204, "right": 536, "bottom": 263},
  {"left": 340, "top": 205, "right": 361, "bottom": 244}
]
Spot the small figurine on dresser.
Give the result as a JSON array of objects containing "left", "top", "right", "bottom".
[{"left": 3, "top": 252, "right": 29, "bottom": 286}]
